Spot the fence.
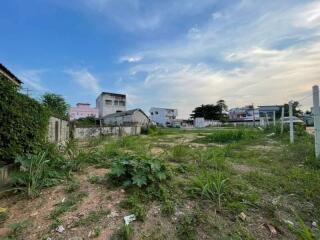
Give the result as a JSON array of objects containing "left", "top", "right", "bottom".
[{"left": 73, "top": 126, "right": 142, "bottom": 140}]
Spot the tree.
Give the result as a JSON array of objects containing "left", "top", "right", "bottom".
[
  {"left": 41, "top": 93, "right": 69, "bottom": 120},
  {"left": 283, "top": 101, "right": 303, "bottom": 117},
  {"left": 216, "top": 99, "right": 228, "bottom": 111},
  {"left": 190, "top": 100, "right": 228, "bottom": 121}
]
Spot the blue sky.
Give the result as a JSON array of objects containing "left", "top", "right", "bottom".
[{"left": 1, "top": 0, "right": 319, "bottom": 117}]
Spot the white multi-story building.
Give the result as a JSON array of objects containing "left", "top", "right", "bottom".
[
  {"left": 96, "top": 92, "right": 126, "bottom": 118},
  {"left": 149, "top": 107, "right": 178, "bottom": 127}
]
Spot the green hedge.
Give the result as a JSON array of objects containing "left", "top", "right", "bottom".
[{"left": 0, "top": 77, "right": 49, "bottom": 164}]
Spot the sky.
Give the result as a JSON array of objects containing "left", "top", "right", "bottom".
[{"left": 1, "top": 0, "right": 320, "bottom": 118}]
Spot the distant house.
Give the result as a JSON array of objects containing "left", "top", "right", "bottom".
[
  {"left": 258, "top": 105, "right": 281, "bottom": 119},
  {"left": 96, "top": 92, "right": 126, "bottom": 118},
  {"left": 102, "top": 109, "right": 150, "bottom": 126},
  {"left": 229, "top": 106, "right": 260, "bottom": 122},
  {"left": 0, "top": 63, "right": 23, "bottom": 86},
  {"left": 149, "top": 107, "right": 178, "bottom": 127},
  {"left": 69, "top": 103, "right": 99, "bottom": 121}
]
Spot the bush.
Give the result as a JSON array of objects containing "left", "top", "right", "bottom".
[
  {"left": 11, "top": 152, "right": 50, "bottom": 198},
  {"left": 0, "top": 79, "right": 49, "bottom": 164},
  {"left": 109, "top": 155, "right": 170, "bottom": 188},
  {"left": 141, "top": 125, "right": 163, "bottom": 135}
]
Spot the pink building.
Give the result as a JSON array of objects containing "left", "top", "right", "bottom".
[{"left": 69, "top": 103, "right": 98, "bottom": 121}]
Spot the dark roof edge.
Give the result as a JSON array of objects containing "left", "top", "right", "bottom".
[
  {"left": 99, "top": 92, "right": 126, "bottom": 97},
  {"left": 0, "top": 64, "right": 22, "bottom": 84}
]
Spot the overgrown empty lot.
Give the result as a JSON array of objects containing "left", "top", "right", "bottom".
[{"left": 1, "top": 127, "right": 320, "bottom": 239}]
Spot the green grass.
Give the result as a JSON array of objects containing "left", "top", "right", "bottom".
[
  {"left": 50, "top": 191, "right": 88, "bottom": 220},
  {"left": 198, "top": 128, "right": 260, "bottom": 144},
  {"left": 71, "top": 208, "right": 110, "bottom": 227}
]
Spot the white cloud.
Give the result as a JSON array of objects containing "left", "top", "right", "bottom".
[
  {"left": 120, "top": 1, "right": 320, "bottom": 118},
  {"left": 65, "top": 69, "right": 101, "bottom": 94},
  {"left": 119, "top": 55, "right": 143, "bottom": 63},
  {"left": 18, "top": 70, "right": 47, "bottom": 92}
]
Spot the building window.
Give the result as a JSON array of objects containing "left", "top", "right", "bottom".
[
  {"left": 155, "top": 111, "right": 158, "bottom": 115},
  {"left": 114, "top": 100, "right": 119, "bottom": 105},
  {"left": 151, "top": 112, "right": 154, "bottom": 115},
  {"left": 105, "top": 100, "right": 112, "bottom": 105},
  {"left": 119, "top": 100, "right": 125, "bottom": 106}
]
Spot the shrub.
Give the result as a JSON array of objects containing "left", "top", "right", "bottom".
[
  {"left": 11, "top": 152, "right": 49, "bottom": 198},
  {"left": 109, "top": 155, "right": 170, "bottom": 188},
  {"left": 0, "top": 79, "right": 49, "bottom": 164}
]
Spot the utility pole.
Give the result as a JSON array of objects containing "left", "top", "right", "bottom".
[
  {"left": 289, "top": 101, "right": 294, "bottom": 143},
  {"left": 281, "top": 106, "right": 284, "bottom": 134},
  {"left": 313, "top": 85, "right": 320, "bottom": 158}
]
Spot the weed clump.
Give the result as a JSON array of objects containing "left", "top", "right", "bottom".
[
  {"left": 191, "top": 171, "right": 229, "bottom": 209},
  {"left": 109, "top": 155, "right": 170, "bottom": 188},
  {"left": 176, "top": 214, "right": 198, "bottom": 240}
]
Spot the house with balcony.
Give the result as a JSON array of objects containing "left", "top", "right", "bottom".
[{"left": 149, "top": 107, "right": 178, "bottom": 127}]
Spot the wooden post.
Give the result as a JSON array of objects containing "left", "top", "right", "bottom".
[
  {"left": 313, "top": 85, "right": 320, "bottom": 158},
  {"left": 289, "top": 101, "right": 294, "bottom": 143},
  {"left": 281, "top": 106, "right": 284, "bottom": 134}
]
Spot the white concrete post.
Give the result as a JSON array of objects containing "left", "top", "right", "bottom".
[
  {"left": 281, "top": 106, "right": 284, "bottom": 134},
  {"left": 273, "top": 111, "right": 276, "bottom": 126},
  {"left": 289, "top": 101, "right": 294, "bottom": 143},
  {"left": 313, "top": 85, "right": 320, "bottom": 158}
]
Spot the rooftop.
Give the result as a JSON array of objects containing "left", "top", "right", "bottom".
[
  {"left": 0, "top": 63, "right": 23, "bottom": 84},
  {"left": 99, "top": 92, "right": 126, "bottom": 97},
  {"left": 103, "top": 108, "right": 148, "bottom": 118}
]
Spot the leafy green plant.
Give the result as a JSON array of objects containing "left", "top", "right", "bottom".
[
  {"left": 11, "top": 152, "right": 49, "bottom": 198},
  {"left": 109, "top": 155, "right": 170, "bottom": 188}
]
